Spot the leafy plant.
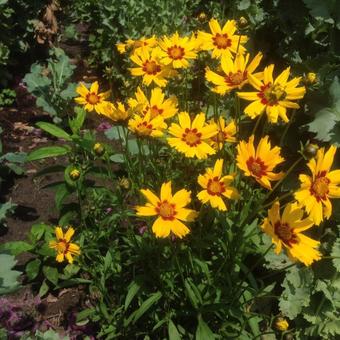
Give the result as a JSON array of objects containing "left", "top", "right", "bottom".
[
  {"left": 23, "top": 48, "right": 77, "bottom": 124},
  {"left": 0, "top": 88, "right": 16, "bottom": 108}
]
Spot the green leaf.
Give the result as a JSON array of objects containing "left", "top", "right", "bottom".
[
  {"left": 36, "top": 97, "right": 57, "bottom": 116},
  {"left": 307, "top": 108, "right": 336, "bottom": 142},
  {"left": 55, "top": 183, "right": 73, "bottom": 210},
  {"left": 110, "top": 154, "right": 125, "bottom": 163},
  {"left": 0, "top": 200, "right": 16, "bottom": 224},
  {"left": 26, "top": 259, "right": 41, "bottom": 281},
  {"left": 3, "top": 152, "right": 27, "bottom": 163},
  {"left": 124, "top": 280, "right": 141, "bottom": 310},
  {"left": 127, "top": 291, "right": 162, "bottom": 325},
  {"left": 1, "top": 241, "right": 33, "bottom": 255},
  {"left": 39, "top": 280, "right": 49, "bottom": 297},
  {"left": 105, "top": 126, "right": 125, "bottom": 141},
  {"left": 279, "top": 266, "right": 313, "bottom": 319},
  {"left": 184, "top": 278, "right": 202, "bottom": 309},
  {"left": 195, "top": 315, "right": 215, "bottom": 340},
  {"left": 168, "top": 320, "right": 181, "bottom": 340},
  {"left": 331, "top": 237, "right": 340, "bottom": 271},
  {"left": 30, "top": 223, "right": 49, "bottom": 241},
  {"left": 42, "top": 265, "right": 59, "bottom": 286},
  {"left": 0, "top": 253, "right": 21, "bottom": 295},
  {"left": 36, "top": 122, "right": 72, "bottom": 141},
  {"left": 27, "top": 146, "right": 69, "bottom": 161},
  {"left": 69, "top": 107, "right": 86, "bottom": 134}
]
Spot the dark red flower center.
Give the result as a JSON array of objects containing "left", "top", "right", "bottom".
[
  {"left": 246, "top": 156, "right": 267, "bottom": 178},
  {"left": 213, "top": 33, "right": 232, "bottom": 49}
]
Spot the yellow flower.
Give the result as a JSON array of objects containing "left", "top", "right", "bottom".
[
  {"left": 128, "top": 112, "right": 166, "bottom": 138},
  {"left": 237, "top": 65, "right": 306, "bottom": 123},
  {"left": 261, "top": 201, "right": 321, "bottom": 266},
  {"left": 205, "top": 52, "right": 263, "bottom": 94},
  {"left": 128, "top": 87, "right": 178, "bottom": 119},
  {"left": 198, "top": 18, "right": 248, "bottom": 59},
  {"left": 197, "top": 159, "right": 239, "bottom": 211},
  {"left": 74, "top": 81, "right": 111, "bottom": 114},
  {"left": 49, "top": 226, "right": 81, "bottom": 264},
  {"left": 209, "top": 117, "right": 236, "bottom": 150},
  {"left": 135, "top": 181, "right": 198, "bottom": 238},
  {"left": 167, "top": 112, "right": 218, "bottom": 159},
  {"left": 129, "top": 47, "right": 174, "bottom": 87},
  {"left": 236, "top": 135, "right": 284, "bottom": 190},
  {"left": 158, "top": 32, "right": 198, "bottom": 69},
  {"left": 116, "top": 36, "right": 157, "bottom": 54},
  {"left": 274, "top": 317, "right": 289, "bottom": 332},
  {"left": 101, "top": 102, "right": 131, "bottom": 123},
  {"left": 295, "top": 145, "right": 340, "bottom": 225}
]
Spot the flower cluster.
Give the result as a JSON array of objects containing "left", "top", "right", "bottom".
[{"left": 72, "top": 18, "right": 340, "bottom": 267}]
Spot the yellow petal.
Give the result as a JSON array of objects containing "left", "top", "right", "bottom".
[
  {"left": 64, "top": 227, "right": 75, "bottom": 242},
  {"left": 152, "top": 217, "right": 171, "bottom": 238}
]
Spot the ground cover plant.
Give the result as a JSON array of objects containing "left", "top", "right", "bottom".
[{"left": 0, "top": 1, "right": 340, "bottom": 339}]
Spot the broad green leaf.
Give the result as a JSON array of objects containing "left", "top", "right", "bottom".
[
  {"left": 26, "top": 259, "right": 41, "bottom": 281},
  {"left": 36, "top": 122, "right": 72, "bottom": 141},
  {"left": 279, "top": 266, "right": 313, "bottom": 319},
  {"left": 1, "top": 241, "right": 33, "bottom": 255},
  {"left": 30, "top": 223, "right": 49, "bottom": 241},
  {"left": 0, "top": 253, "right": 21, "bottom": 295},
  {"left": 27, "top": 146, "right": 69, "bottom": 161},
  {"left": 110, "top": 154, "right": 125, "bottom": 163},
  {"left": 42, "top": 265, "right": 59, "bottom": 286}
]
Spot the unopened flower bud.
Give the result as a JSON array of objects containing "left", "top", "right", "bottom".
[
  {"left": 238, "top": 17, "right": 248, "bottom": 29},
  {"left": 93, "top": 142, "right": 105, "bottom": 156},
  {"left": 197, "top": 12, "right": 207, "bottom": 22},
  {"left": 305, "top": 72, "right": 317, "bottom": 85},
  {"left": 70, "top": 168, "right": 80, "bottom": 180},
  {"left": 274, "top": 317, "right": 289, "bottom": 331},
  {"left": 118, "top": 177, "right": 130, "bottom": 189},
  {"left": 304, "top": 143, "right": 318, "bottom": 159}
]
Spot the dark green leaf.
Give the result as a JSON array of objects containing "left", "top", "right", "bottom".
[{"left": 27, "top": 146, "right": 69, "bottom": 161}]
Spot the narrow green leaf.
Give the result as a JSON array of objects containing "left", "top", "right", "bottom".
[
  {"left": 39, "top": 279, "right": 49, "bottom": 297},
  {"left": 36, "top": 122, "right": 72, "bottom": 141},
  {"left": 168, "top": 319, "right": 181, "bottom": 340},
  {"left": 124, "top": 280, "right": 141, "bottom": 310},
  {"left": 128, "top": 291, "right": 162, "bottom": 325},
  {"left": 196, "top": 315, "right": 215, "bottom": 340},
  {"left": 27, "top": 146, "right": 69, "bottom": 161}
]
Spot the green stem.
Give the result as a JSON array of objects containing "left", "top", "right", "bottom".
[
  {"left": 251, "top": 112, "right": 263, "bottom": 136},
  {"left": 280, "top": 109, "right": 296, "bottom": 147}
]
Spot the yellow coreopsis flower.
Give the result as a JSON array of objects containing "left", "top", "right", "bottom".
[
  {"left": 167, "top": 112, "right": 218, "bottom": 159},
  {"left": 129, "top": 47, "right": 174, "bottom": 87},
  {"left": 128, "top": 87, "right": 178, "bottom": 119},
  {"left": 237, "top": 65, "right": 306, "bottom": 123},
  {"left": 198, "top": 18, "right": 248, "bottom": 59},
  {"left": 101, "top": 102, "right": 131, "bottom": 123},
  {"left": 295, "top": 145, "right": 340, "bottom": 225},
  {"left": 236, "top": 135, "right": 284, "bottom": 190},
  {"left": 197, "top": 159, "right": 239, "bottom": 211},
  {"left": 205, "top": 52, "right": 263, "bottom": 95},
  {"left": 135, "top": 181, "right": 198, "bottom": 238},
  {"left": 262, "top": 202, "right": 321, "bottom": 266},
  {"left": 116, "top": 36, "right": 157, "bottom": 54},
  {"left": 74, "top": 81, "right": 111, "bottom": 115},
  {"left": 209, "top": 117, "right": 236, "bottom": 150},
  {"left": 128, "top": 112, "right": 166, "bottom": 138},
  {"left": 158, "top": 32, "right": 198, "bottom": 69},
  {"left": 49, "top": 226, "right": 80, "bottom": 264}
]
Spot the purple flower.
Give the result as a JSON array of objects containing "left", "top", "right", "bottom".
[{"left": 97, "top": 122, "right": 112, "bottom": 132}]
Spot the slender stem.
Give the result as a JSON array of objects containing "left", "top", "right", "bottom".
[
  {"left": 251, "top": 113, "right": 263, "bottom": 136},
  {"left": 263, "top": 156, "right": 303, "bottom": 202},
  {"left": 262, "top": 191, "right": 294, "bottom": 209},
  {"left": 280, "top": 109, "right": 296, "bottom": 147}
]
